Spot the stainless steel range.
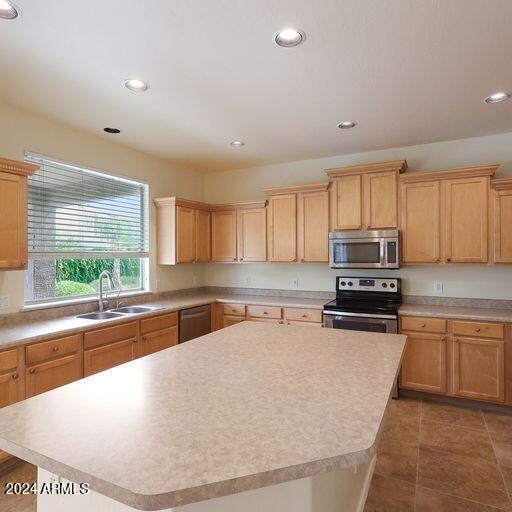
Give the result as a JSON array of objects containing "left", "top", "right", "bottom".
[{"left": 323, "top": 276, "right": 402, "bottom": 333}]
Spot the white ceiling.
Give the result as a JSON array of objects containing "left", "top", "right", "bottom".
[{"left": 1, "top": 0, "right": 512, "bottom": 173}]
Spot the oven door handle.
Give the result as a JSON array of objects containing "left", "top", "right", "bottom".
[{"left": 323, "top": 310, "right": 398, "bottom": 320}]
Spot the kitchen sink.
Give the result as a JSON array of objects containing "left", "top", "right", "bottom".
[
  {"left": 112, "top": 306, "right": 160, "bottom": 314},
  {"left": 77, "top": 311, "right": 126, "bottom": 320}
]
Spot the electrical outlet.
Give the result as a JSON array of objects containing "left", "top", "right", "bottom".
[
  {"left": 292, "top": 278, "right": 299, "bottom": 289},
  {"left": 245, "top": 276, "right": 251, "bottom": 286},
  {"left": 433, "top": 281, "right": 443, "bottom": 294},
  {"left": 0, "top": 296, "right": 9, "bottom": 310}
]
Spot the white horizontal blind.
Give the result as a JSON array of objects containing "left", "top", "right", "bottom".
[{"left": 26, "top": 154, "right": 149, "bottom": 259}]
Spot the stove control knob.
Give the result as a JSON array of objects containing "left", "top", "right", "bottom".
[
  {"left": 382, "top": 283, "right": 388, "bottom": 288},
  {"left": 340, "top": 281, "right": 346, "bottom": 286},
  {"left": 347, "top": 281, "right": 353, "bottom": 286},
  {"left": 390, "top": 283, "right": 396, "bottom": 289}
]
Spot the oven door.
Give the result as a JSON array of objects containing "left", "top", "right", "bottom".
[
  {"left": 323, "top": 311, "right": 398, "bottom": 333},
  {"left": 329, "top": 238, "right": 385, "bottom": 268}
]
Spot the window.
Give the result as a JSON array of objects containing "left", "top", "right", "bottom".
[{"left": 24, "top": 154, "right": 149, "bottom": 304}]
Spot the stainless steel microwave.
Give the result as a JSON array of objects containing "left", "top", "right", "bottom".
[{"left": 329, "top": 229, "right": 400, "bottom": 269}]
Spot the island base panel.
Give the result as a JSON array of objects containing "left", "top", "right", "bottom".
[{"left": 37, "top": 458, "right": 375, "bottom": 512}]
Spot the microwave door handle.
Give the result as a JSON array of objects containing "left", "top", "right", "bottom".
[{"left": 380, "top": 240, "right": 386, "bottom": 266}]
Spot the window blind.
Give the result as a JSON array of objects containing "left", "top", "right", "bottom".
[{"left": 25, "top": 154, "right": 149, "bottom": 259}]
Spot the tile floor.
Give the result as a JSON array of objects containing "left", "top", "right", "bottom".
[
  {"left": 0, "top": 398, "right": 511, "bottom": 511},
  {"left": 365, "top": 398, "right": 512, "bottom": 511}
]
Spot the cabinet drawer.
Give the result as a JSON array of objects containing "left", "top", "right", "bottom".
[
  {"left": 452, "top": 320, "right": 504, "bottom": 339},
  {"left": 84, "top": 322, "right": 137, "bottom": 350},
  {"left": 401, "top": 316, "right": 447, "bottom": 334},
  {"left": 26, "top": 354, "right": 81, "bottom": 398},
  {"left": 141, "top": 326, "right": 178, "bottom": 356},
  {"left": 223, "top": 304, "right": 246, "bottom": 317},
  {"left": 140, "top": 312, "right": 178, "bottom": 335},
  {"left": 284, "top": 307, "right": 322, "bottom": 323},
  {"left": 26, "top": 334, "right": 80, "bottom": 365},
  {"left": 246, "top": 305, "right": 282, "bottom": 320},
  {"left": 84, "top": 338, "right": 136, "bottom": 377},
  {"left": 0, "top": 349, "right": 18, "bottom": 373}
]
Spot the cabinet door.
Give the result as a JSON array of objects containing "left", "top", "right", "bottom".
[
  {"left": 493, "top": 188, "right": 512, "bottom": 263},
  {"left": 84, "top": 338, "right": 136, "bottom": 377},
  {"left": 238, "top": 208, "right": 267, "bottom": 262},
  {"left": 211, "top": 210, "right": 237, "bottom": 262},
  {"left": 0, "top": 371, "right": 20, "bottom": 408},
  {"left": 141, "top": 326, "right": 178, "bottom": 356},
  {"left": 401, "top": 181, "right": 440, "bottom": 263},
  {"left": 176, "top": 206, "right": 196, "bottom": 263},
  {"left": 222, "top": 315, "right": 245, "bottom": 328},
  {"left": 400, "top": 332, "right": 446, "bottom": 393},
  {"left": 298, "top": 190, "right": 329, "bottom": 262},
  {"left": 0, "top": 171, "right": 28, "bottom": 270},
  {"left": 26, "top": 354, "right": 81, "bottom": 398},
  {"left": 334, "top": 175, "right": 362, "bottom": 230},
  {"left": 445, "top": 177, "right": 488, "bottom": 263},
  {"left": 195, "top": 210, "right": 211, "bottom": 262},
  {"left": 453, "top": 337, "right": 504, "bottom": 402},
  {"left": 365, "top": 171, "right": 398, "bottom": 229},
  {"left": 268, "top": 194, "right": 297, "bottom": 262}
]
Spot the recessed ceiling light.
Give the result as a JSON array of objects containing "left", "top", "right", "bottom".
[
  {"left": 229, "top": 140, "right": 245, "bottom": 148},
  {"left": 274, "top": 28, "right": 305, "bottom": 48},
  {"left": 104, "top": 127, "right": 121, "bottom": 134},
  {"left": 124, "top": 79, "right": 149, "bottom": 92},
  {"left": 484, "top": 92, "right": 510, "bottom": 104},
  {"left": 337, "top": 121, "right": 357, "bottom": 129},
  {"left": 0, "top": 0, "right": 19, "bottom": 19}
]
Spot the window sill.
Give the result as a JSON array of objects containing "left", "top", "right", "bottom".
[{"left": 21, "top": 290, "right": 152, "bottom": 312}]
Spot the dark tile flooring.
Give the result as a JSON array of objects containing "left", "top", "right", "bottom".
[
  {"left": 0, "top": 398, "right": 511, "bottom": 511},
  {"left": 365, "top": 398, "right": 512, "bottom": 511}
]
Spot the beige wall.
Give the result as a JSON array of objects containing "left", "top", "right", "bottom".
[
  {"left": 204, "top": 132, "right": 512, "bottom": 299},
  {"left": 0, "top": 101, "right": 205, "bottom": 314}
]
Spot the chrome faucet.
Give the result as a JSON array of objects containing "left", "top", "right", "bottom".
[{"left": 98, "top": 270, "right": 115, "bottom": 311}]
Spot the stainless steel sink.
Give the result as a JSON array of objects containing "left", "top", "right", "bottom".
[
  {"left": 77, "top": 311, "right": 126, "bottom": 320},
  {"left": 111, "top": 306, "right": 160, "bottom": 314}
]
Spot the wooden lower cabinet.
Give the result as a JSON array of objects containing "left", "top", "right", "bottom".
[
  {"left": 223, "top": 315, "right": 245, "bottom": 328},
  {"left": 453, "top": 336, "right": 505, "bottom": 402},
  {"left": 141, "top": 326, "right": 178, "bottom": 356},
  {"left": 400, "top": 332, "right": 447, "bottom": 394},
  {"left": 26, "top": 354, "right": 81, "bottom": 398},
  {"left": 84, "top": 338, "right": 136, "bottom": 377}
]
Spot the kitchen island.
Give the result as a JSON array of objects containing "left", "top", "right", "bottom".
[{"left": 0, "top": 322, "right": 406, "bottom": 512}]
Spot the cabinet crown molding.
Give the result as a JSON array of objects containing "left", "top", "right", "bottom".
[
  {"left": 153, "top": 196, "right": 266, "bottom": 211},
  {"left": 263, "top": 182, "right": 329, "bottom": 196},
  {"left": 491, "top": 177, "right": 512, "bottom": 190},
  {"left": 324, "top": 159, "right": 407, "bottom": 178},
  {"left": 399, "top": 164, "right": 500, "bottom": 183},
  {"left": 0, "top": 157, "right": 39, "bottom": 177},
  {"left": 209, "top": 201, "right": 267, "bottom": 211}
]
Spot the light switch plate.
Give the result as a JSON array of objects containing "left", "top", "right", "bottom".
[
  {"left": 292, "top": 278, "right": 299, "bottom": 289},
  {"left": 433, "top": 282, "right": 443, "bottom": 294},
  {"left": 0, "top": 296, "right": 9, "bottom": 309}
]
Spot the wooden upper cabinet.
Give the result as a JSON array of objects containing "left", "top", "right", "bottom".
[
  {"left": 491, "top": 179, "right": 512, "bottom": 263},
  {"left": 0, "top": 158, "right": 38, "bottom": 270},
  {"left": 325, "top": 160, "right": 406, "bottom": 231},
  {"left": 211, "top": 210, "right": 237, "bottom": 262},
  {"left": 176, "top": 206, "right": 196, "bottom": 263},
  {"left": 195, "top": 210, "right": 211, "bottom": 262},
  {"left": 266, "top": 193, "right": 297, "bottom": 262},
  {"left": 298, "top": 186, "right": 330, "bottom": 262},
  {"left": 401, "top": 181, "right": 440, "bottom": 263},
  {"left": 238, "top": 207, "right": 267, "bottom": 262}
]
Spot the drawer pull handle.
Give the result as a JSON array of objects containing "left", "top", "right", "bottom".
[
  {"left": 52, "top": 346, "right": 60, "bottom": 352},
  {"left": 421, "top": 323, "right": 426, "bottom": 328},
  {"left": 29, "top": 368, "right": 36, "bottom": 374},
  {"left": 475, "top": 328, "right": 481, "bottom": 333},
  {"left": 441, "top": 336, "right": 447, "bottom": 342},
  {"left": 263, "top": 311, "right": 269, "bottom": 315},
  {"left": 12, "top": 373, "right": 18, "bottom": 380},
  {"left": 232, "top": 309, "right": 237, "bottom": 313},
  {"left": 142, "top": 336, "right": 147, "bottom": 341}
]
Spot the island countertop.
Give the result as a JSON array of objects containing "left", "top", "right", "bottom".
[{"left": 0, "top": 322, "right": 406, "bottom": 511}]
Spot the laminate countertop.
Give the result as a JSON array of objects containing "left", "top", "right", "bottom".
[
  {"left": 0, "top": 294, "right": 327, "bottom": 350},
  {"left": 399, "top": 304, "right": 512, "bottom": 323},
  {"left": 0, "top": 321, "right": 406, "bottom": 510}
]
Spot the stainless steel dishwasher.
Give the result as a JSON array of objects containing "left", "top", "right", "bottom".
[{"left": 179, "top": 304, "right": 212, "bottom": 342}]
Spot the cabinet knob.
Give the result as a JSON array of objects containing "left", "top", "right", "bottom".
[
  {"left": 240, "top": 258, "right": 244, "bottom": 261},
  {"left": 29, "top": 368, "right": 36, "bottom": 374},
  {"left": 421, "top": 323, "right": 426, "bottom": 328},
  {"left": 475, "top": 328, "right": 481, "bottom": 333},
  {"left": 12, "top": 373, "right": 18, "bottom": 380},
  {"left": 302, "top": 314, "right": 308, "bottom": 318},
  {"left": 52, "top": 346, "right": 59, "bottom": 352},
  {"left": 447, "top": 258, "right": 451, "bottom": 262},
  {"left": 441, "top": 336, "right": 447, "bottom": 342},
  {"left": 142, "top": 336, "right": 147, "bottom": 341}
]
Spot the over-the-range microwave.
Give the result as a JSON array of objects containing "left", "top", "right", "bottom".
[{"left": 328, "top": 229, "right": 400, "bottom": 269}]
